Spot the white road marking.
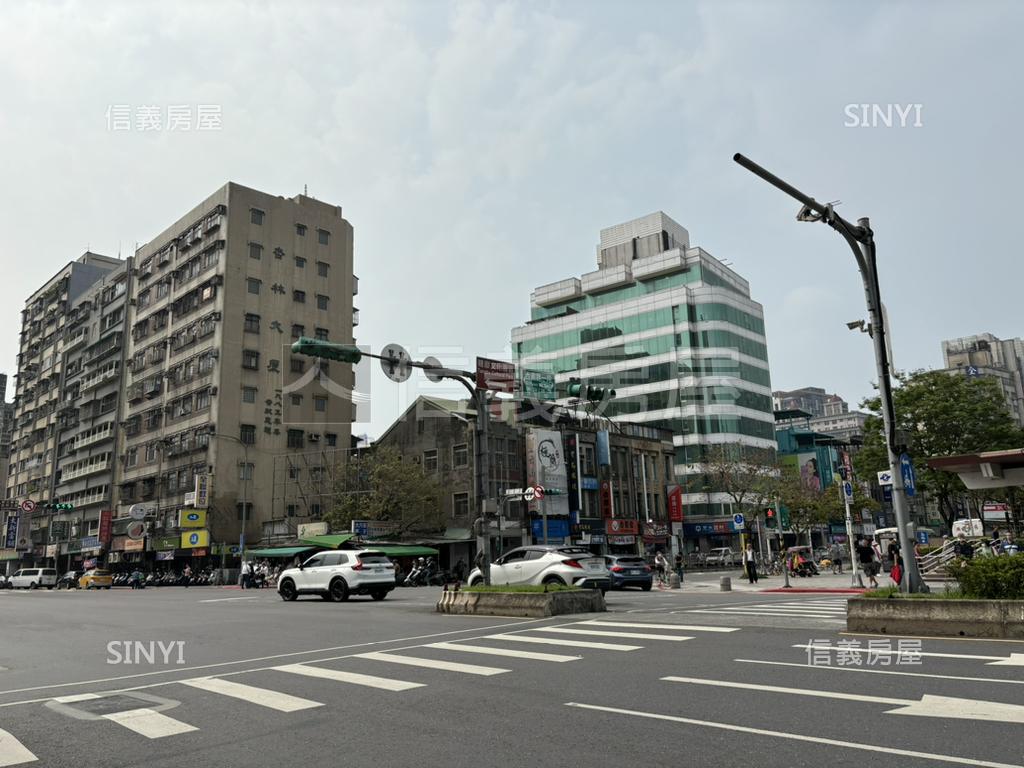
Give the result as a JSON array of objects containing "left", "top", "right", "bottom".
[
  {"left": 532, "top": 627, "right": 692, "bottom": 642},
  {"left": 575, "top": 620, "right": 739, "bottom": 633},
  {"left": 272, "top": 664, "right": 424, "bottom": 691},
  {"left": 487, "top": 634, "right": 640, "bottom": 651},
  {"left": 0, "top": 728, "right": 36, "bottom": 766},
  {"left": 180, "top": 677, "right": 322, "bottom": 711},
  {"left": 102, "top": 708, "right": 198, "bottom": 738},
  {"left": 353, "top": 652, "right": 509, "bottom": 676},
  {"left": 795, "top": 644, "right": 1024, "bottom": 665},
  {"left": 197, "top": 597, "right": 261, "bottom": 603},
  {"left": 688, "top": 609, "right": 844, "bottom": 619},
  {"left": 426, "top": 642, "right": 579, "bottom": 662},
  {"left": 565, "top": 703, "right": 1024, "bottom": 768},
  {"left": 662, "top": 676, "right": 1024, "bottom": 723},
  {"left": 52, "top": 693, "right": 100, "bottom": 703},
  {"left": 736, "top": 658, "right": 1024, "bottom": 686}
]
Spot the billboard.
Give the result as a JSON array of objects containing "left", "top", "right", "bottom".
[
  {"left": 178, "top": 509, "right": 207, "bottom": 528},
  {"left": 525, "top": 429, "right": 570, "bottom": 517},
  {"left": 181, "top": 530, "right": 209, "bottom": 548}
]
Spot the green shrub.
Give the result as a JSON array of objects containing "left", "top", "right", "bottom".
[{"left": 955, "top": 554, "right": 1024, "bottom": 599}]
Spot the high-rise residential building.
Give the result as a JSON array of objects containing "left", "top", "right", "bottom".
[
  {"left": 7, "top": 252, "right": 124, "bottom": 564},
  {"left": 116, "top": 183, "right": 356, "bottom": 563},
  {"left": 773, "top": 387, "right": 848, "bottom": 418},
  {"left": 942, "top": 333, "right": 1024, "bottom": 426},
  {"left": 512, "top": 212, "right": 774, "bottom": 547},
  {"left": 0, "top": 374, "right": 16, "bottom": 497},
  {"left": 773, "top": 387, "right": 868, "bottom": 444}
]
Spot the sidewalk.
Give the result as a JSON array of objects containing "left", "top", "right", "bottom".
[{"left": 663, "top": 569, "right": 870, "bottom": 594}]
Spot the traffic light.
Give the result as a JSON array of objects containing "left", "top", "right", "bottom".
[
  {"left": 290, "top": 337, "right": 362, "bottom": 363},
  {"left": 566, "top": 378, "right": 616, "bottom": 402},
  {"left": 40, "top": 502, "right": 74, "bottom": 511},
  {"left": 764, "top": 507, "right": 776, "bottom": 529}
]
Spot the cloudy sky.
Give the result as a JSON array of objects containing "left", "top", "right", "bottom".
[{"left": 1, "top": 0, "right": 1021, "bottom": 438}]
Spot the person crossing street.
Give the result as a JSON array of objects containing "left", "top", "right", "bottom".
[{"left": 743, "top": 543, "right": 758, "bottom": 584}]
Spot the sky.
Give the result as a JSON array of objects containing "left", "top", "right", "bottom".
[{"left": 1, "top": 0, "right": 1022, "bottom": 439}]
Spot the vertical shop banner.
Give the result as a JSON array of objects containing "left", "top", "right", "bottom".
[
  {"left": 3, "top": 514, "right": 17, "bottom": 549},
  {"left": 98, "top": 510, "right": 113, "bottom": 545},
  {"left": 668, "top": 486, "right": 684, "bottom": 522},
  {"left": 525, "top": 429, "right": 570, "bottom": 517},
  {"left": 599, "top": 480, "right": 614, "bottom": 519},
  {"left": 596, "top": 430, "right": 611, "bottom": 467},
  {"left": 565, "top": 435, "right": 580, "bottom": 513}
]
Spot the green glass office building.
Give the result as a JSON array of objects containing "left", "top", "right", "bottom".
[{"left": 512, "top": 212, "right": 775, "bottom": 538}]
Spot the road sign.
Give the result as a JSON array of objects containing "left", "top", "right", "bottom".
[
  {"left": 842, "top": 481, "right": 854, "bottom": 503},
  {"left": 900, "top": 453, "right": 916, "bottom": 497},
  {"left": 422, "top": 356, "right": 445, "bottom": 383},
  {"left": 523, "top": 487, "right": 536, "bottom": 502},
  {"left": 380, "top": 343, "right": 412, "bottom": 383},
  {"left": 917, "top": 530, "right": 930, "bottom": 545},
  {"left": 876, "top": 470, "right": 893, "bottom": 486},
  {"left": 20, "top": 499, "right": 36, "bottom": 513},
  {"left": 522, "top": 368, "right": 556, "bottom": 400},
  {"left": 475, "top": 357, "right": 515, "bottom": 393},
  {"left": 534, "top": 485, "right": 545, "bottom": 500},
  {"left": 966, "top": 365, "right": 981, "bottom": 378},
  {"left": 128, "top": 504, "right": 151, "bottom": 521},
  {"left": 732, "top": 513, "right": 745, "bottom": 528}
]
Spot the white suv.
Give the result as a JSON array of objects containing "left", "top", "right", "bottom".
[
  {"left": 467, "top": 546, "right": 610, "bottom": 592},
  {"left": 277, "top": 550, "right": 395, "bottom": 602}
]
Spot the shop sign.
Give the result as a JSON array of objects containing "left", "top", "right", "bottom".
[
  {"left": 155, "top": 536, "right": 180, "bottom": 551},
  {"left": 606, "top": 518, "right": 639, "bottom": 535},
  {"left": 581, "top": 477, "right": 599, "bottom": 491},
  {"left": 607, "top": 535, "right": 636, "bottom": 545},
  {"left": 644, "top": 522, "right": 669, "bottom": 538},
  {"left": 530, "top": 518, "right": 570, "bottom": 540},
  {"left": 123, "top": 538, "right": 145, "bottom": 552},
  {"left": 98, "top": 510, "right": 113, "bottom": 544},
  {"left": 181, "top": 529, "right": 209, "bottom": 548},
  {"left": 178, "top": 510, "right": 206, "bottom": 528},
  {"left": 155, "top": 551, "right": 175, "bottom": 561},
  {"left": 45, "top": 544, "right": 58, "bottom": 558},
  {"left": 83, "top": 558, "right": 97, "bottom": 569},
  {"left": 110, "top": 536, "right": 127, "bottom": 552},
  {"left": 193, "top": 474, "right": 210, "bottom": 510},
  {"left": 668, "top": 486, "right": 684, "bottom": 522},
  {"left": 298, "top": 522, "right": 328, "bottom": 539},
  {"left": 80, "top": 536, "right": 100, "bottom": 549},
  {"left": 191, "top": 548, "right": 208, "bottom": 557},
  {"left": 682, "top": 520, "right": 739, "bottom": 536}
]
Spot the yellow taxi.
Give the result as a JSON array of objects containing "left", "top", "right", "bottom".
[{"left": 79, "top": 569, "right": 113, "bottom": 590}]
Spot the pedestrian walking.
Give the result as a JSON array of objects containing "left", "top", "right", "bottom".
[
  {"left": 654, "top": 551, "right": 668, "bottom": 587},
  {"left": 856, "top": 538, "right": 879, "bottom": 588},
  {"left": 454, "top": 558, "right": 467, "bottom": 583},
  {"left": 829, "top": 542, "right": 843, "bottom": 573},
  {"left": 743, "top": 543, "right": 758, "bottom": 584},
  {"left": 183, "top": 564, "right": 192, "bottom": 587},
  {"left": 674, "top": 552, "right": 684, "bottom": 583}
]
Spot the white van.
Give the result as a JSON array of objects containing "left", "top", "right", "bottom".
[{"left": 9, "top": 568, "right": 58, "bottom": 589}]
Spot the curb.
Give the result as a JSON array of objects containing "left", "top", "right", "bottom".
[{"left": 760, "top": 588, "right": 866, "bottom": 594}]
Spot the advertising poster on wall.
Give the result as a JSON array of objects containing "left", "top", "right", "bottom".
[{"left": 525, "top": 429, "right": 570, "bottom": 517}]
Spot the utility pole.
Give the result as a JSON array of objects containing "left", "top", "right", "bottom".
[{"left": 734, "top": 153, "right": 925, "bottom": 592}]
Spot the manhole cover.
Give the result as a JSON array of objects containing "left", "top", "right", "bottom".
[
  {"left": 46, "top": 691, "right": 180, "bottom": 721},
  {"left": 69, "top": 694, "right": 150, "bottom": 716}
]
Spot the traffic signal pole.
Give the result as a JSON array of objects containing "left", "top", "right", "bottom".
[{"left": 734, "top": 153, "right": 925, "bottom": 593}]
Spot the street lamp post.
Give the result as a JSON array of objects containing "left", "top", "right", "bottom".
[{"left": 734, "top": 153, "right": 925, "bottom": 593}]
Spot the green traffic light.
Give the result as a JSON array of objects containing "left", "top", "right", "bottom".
[{"left": 290, "top": 337, "right": 362, "bottom": 364}]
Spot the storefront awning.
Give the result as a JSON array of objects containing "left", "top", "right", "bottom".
[
  {"left": 368, "top": 545, "right": 439, "bottom": 558},
  {"left": 298, "top": 534, "right": 357, "bottom": 549},
  {"left": 246, "top": 546, "right": 316, "bottom": 558}
]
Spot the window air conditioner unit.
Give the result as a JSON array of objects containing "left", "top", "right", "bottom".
[
  {"left": 209, "top": 387, "right": 218, "bottom": 395},
  {"left": 309, "top": 434, "right": 320, "bottom": 442}
]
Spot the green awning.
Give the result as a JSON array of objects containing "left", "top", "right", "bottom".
[
  {"left": 298, "top": 534, "right": 357, "bottom": 549},
  {"left": 368, "top": 545, "right": 439, "bottom": 558},
  {"left": 246, "top": 546, "right": 316, "bottom": 558}
]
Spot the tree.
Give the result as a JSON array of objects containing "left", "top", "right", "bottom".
[
  {"left": 854, "top": 370, "right": 1023, "bottom": 532},
  {"left": 770, "top": 467, "right": 831, "bottom": 541},
  {"left": 323, "top": 447, "right": 446, "bottom": 535},
  {"left": 699, "top": 443, "right": 778, "bottom": 517}
]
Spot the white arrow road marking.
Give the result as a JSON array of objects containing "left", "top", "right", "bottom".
[
  {"left": 795, "top": 644, "right": 1024, "bottom": 665},
  {"left": 102, "top": 708, "right": 198, "bottom": 738},
  {"left": 736, "top": 658, "right": 1024, "bottom": 686},
  {"left": 564, "top": 703, "right": 1024, "bottom": 768},
  {"left": 662, "top": 676, "right": 1024, "bottom": 723},
  {"left": 574, "top": 620, "right": 740, "bottom": 633},
  {"left": 180, "top": 677, "right": 322, "bottom": 711},
  {"left": 0, "top": 728, "right": 36, "bottom": 766}
]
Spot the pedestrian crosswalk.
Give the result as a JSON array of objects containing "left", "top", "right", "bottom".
[
  {"left": 685, "top": 598, "right": 849, "bottom": 621},
  {"left": 0, "top": 619, "right": 728, "bottom": 764}
]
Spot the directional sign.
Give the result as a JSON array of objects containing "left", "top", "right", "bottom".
[
  {"left": 732, "top": 513, "right": 745, "bottom": 528},
  {"left": 522, "top": 369, "right": 556, "bottom": 400},
  {"left": 476, "top": 357, "right": 515, "bottom": 393},
  {"left": 663, "top": 675, "right": 1024, "bottom": 722},
  {"left": 842, "top": 481, "right": 854, "bottom": 503},
  {"left": 900, "top": 454, "right": 916, "bottom": 497},
  {"left": 876, "top": 470, "right": 893, "bottom": 486},
  {"left": 966, "top": 365, "right": 981, "bottom": 378}
]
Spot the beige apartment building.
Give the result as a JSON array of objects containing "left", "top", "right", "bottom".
[{"left": 116, "top": 183, "right": 356, "bottom": 559}]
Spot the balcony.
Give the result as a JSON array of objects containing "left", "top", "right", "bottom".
[
  {"left": 76, "top": 487, "right": 108, "bottom": 507},
  {"left": 80, "top": 364, "right": 119, "bottom": 392},
  {"left": 76, "top": 422, "right": 114, "bottom": 449},
  {"left": 61, "top": 458, "right": 111, "bottom": 482},
  {"left": 352, "top": 308, "right": 359, "bottom": 327},
  {"left": 83, "top": 332, "right": 123, "bottom": 364},
  {"left": 65, "top": 327, "right": 89, "bottom": 352}
]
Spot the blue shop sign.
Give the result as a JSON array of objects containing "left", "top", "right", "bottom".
[
  {"left": 581, "top": 477, "right": 599, "bottom": 491},
  {"left": 531, "top": 518, "right": 569, "bottom": 539}
]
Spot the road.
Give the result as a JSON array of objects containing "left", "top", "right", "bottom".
[{"left": 1, "top": 583, "right": 1022, "bottom": 768}]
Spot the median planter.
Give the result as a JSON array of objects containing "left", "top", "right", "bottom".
[
  {"left": 847, "top": 597, "right": 1024, "bottom": 639},
  {"left": 436, "top": 588, "right": 606, "bottom": 618}
]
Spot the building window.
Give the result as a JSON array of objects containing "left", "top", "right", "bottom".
[
  {"left": 250, "top": 208, "right": 264, "bottom": 225},
  {"left": 423, "top": 449, "right": 438, "bottom": 474},
  {"left": 239, "top": 462, "right": 254, "bottom": 481},
  {"left": 290, "top": 358, "right": 305, "bottom": 374},
  {"left": 125, "top": 448, "right": 137, "bottom": 468},
  {"left": 242, "top": 386, "right": 257, "bottom": 403},
  {"left": 195, "top": 389, "right": 211, "bottom": 410},
  {"left": 295, "top": 256, "right": 306, "bottom": 268},
  {"left": 289, "top": 394, "right": 302, "bottom": 407},
  {"left": 317, "top": 261, "right": 329, "bottom": 277},
  {"left": 310, "top": 503, "right": 322, "bottom": 518},
  {"left": 291, "top": 323, "right": 305, "bottom": 339},
  {"left": 296, "top": 224, "right": 307, "bottom": 237},
  {"left": 237, "top": 502, "right": 253, "bottom": 520},
  {"left": 317, "top": 229, "right": 330, "bottom": 245},
  {"left": 287, "top": 429, "right": 304, "bottom": 449},
  {"left": 293, "top": 290, "right": 306, "bottom": 303},
  {"left": 316, "top": 294, "right": 329, "bottom": 310},
  {"left": 240, "top": 424, "right": 256, "bottom": 445},
  {"left": 247, "top": 278, "right": 261, "bottom": 295},
  {"left": 286, "top": 504, "right": 297, "bottom": 517},
  {"left": 314, "top": 396, "right": 327, "bottom": 412},
  {"left": 314, "top": 327, "right": 329, "bottom": 340},
  {"left": 248, "top": 242, "right": 263, "bottom": 260},
  {"left": 453, "top": 492, "right": 470, "bottom": 518},
  {"left": 325, "top": 433, "right": 337, "bottom": 447},
  {"left": 145, "top": 443, "right": 157, "bottom": 463},
  {"left": 453, "top": 443, "right": 469, "bottom": 468},
  {"left": 242, "top": 350, "right": 260, "bottom": 370},
  {"left": 244, "top": 313, "right": 260, "bottom": 333}
]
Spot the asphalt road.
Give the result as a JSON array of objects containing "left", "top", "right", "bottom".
[{"left": 1, "top": 584, "right": 1022, "bottom": 768}]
